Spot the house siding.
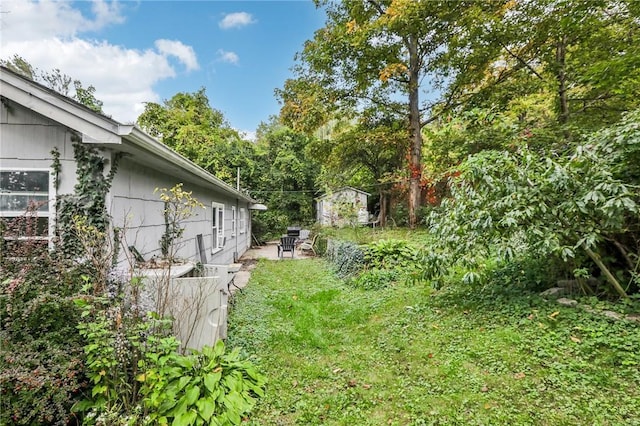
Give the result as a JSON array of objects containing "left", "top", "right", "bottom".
[
  {"left": 110, "top": 157, "right": 250, "bottom": 265},
  {"left": 1, "top": 86, "right": 252, "bottom": 268},
  {"left": 0, "top": 101, "right": 77, "bottom": 195}
]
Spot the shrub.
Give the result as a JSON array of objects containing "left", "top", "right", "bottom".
[
  {"left": 141, "top": 340, "right": 266, "bottom": 425},
  {"left": 349, "top": 268, "right": 398, "bottom": 290},
  {"left": 0, "top": 246, "right": 90, "bottom": 425},
  {"left": 324, "top": 239, "right": 366, "bottom": 278},
  {"left": 74, "top": 278, "right": 267, "bottom": 425}
]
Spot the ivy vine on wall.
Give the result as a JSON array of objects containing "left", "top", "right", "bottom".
[{"left": 52, "top": 134, "right": 123, "bottom": 257}]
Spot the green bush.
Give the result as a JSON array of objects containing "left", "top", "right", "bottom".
[
  {"left": 141, "top": 340, "right": 267, "bottom": 426},
  {"left": 74, "top": 280, "right": 266, "bottom": 425},
  {"left": 0, "top": 249, "right": 90, "bottom": 425},
  {"left": 349, "top": 268, "right": 398, "bottom": 290},
  {"left": 324, "top": 239, "right": 366, "bottom": 278}
]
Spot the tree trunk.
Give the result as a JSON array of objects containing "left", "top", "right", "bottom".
[
  {"left": 378, "top": 189, "right": 388, "bottom": 227},
  {"left": 407, "top": 34, "right": 422, "bottom": 229},
  {"left": 556, "top": 35, "right": 571, "bottom": 140},
  {"left": 584, "top": 245, "right": 629, "bottom": 299}
]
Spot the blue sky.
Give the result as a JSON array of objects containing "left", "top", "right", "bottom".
[{"left": 0, "top": 0, "right": 327, "bottom": 138}]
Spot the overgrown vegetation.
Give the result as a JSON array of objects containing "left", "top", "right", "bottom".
[
  {"left": 1, "top": 180, "right": 265, "bottom": 424},
  {"left": 227, "top": 253, "right": 640, "bottom": 425}
]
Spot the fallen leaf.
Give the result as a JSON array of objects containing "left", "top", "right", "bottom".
[
  {"left": 548, "top": 311, "right": 560, "bottom": 320},
  {"left": 332, "top": 368, "right": 342, "bottom": 374},
  {"left": 481, "top": 385, "right": 489, "bottom": 392},
  {"left": 362, "top": 384, "right": 371, "bottom": 389},
  {"left": 292, "top": 380, "right": 298, "bottom": 388},
  {"left": 570, "top": 336, "right": 581, "bottom": 343},
  {"left": 292, "top": 295, "right": 298, "bottom": 300},
  {"left": 428, "top": 353, "right": 434, "bottom": 358},
  {"left": 527, "top": 314, "right": 534, "bottom": 320},
  {"left": 431, "top": 324, "right": 440, "bottom": 329},
  {"left": 348, "top": 379, "right": 357, "bottom": 387},
  {"left": 514, "top": 372, "right": 526, "bottom": 380}
]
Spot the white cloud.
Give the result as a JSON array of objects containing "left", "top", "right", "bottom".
[
  {"left": 217, "top": 49, "right": 239, "bottom": 65},
  {"left": 155, "top": 39, "right": 199, "bottom": 71},
  {"left": 218, "top": 12, "right": 256, "bottom": 29},
  {"left": 0, "top": 0, "right": 125, "bottom": 42},
  {"left": 0, "top": 1, "right": 198, "bottom": 124},
  {"left": 238, "top": 130, "right": 256, "bottom": 142}
]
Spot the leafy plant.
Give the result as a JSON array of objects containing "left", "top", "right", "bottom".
[
  {"left": 324, "top": 239, "right": 366, "bottom": 278},
  {"left": 140, "top": 340, "right": 266, "bottom": 426},
  {"left": 156, "top": 183, "right": 204, "bottom": 259},
  {"left": 349, "top": 268, "right": 398, "bottom": 290},
  {"left": 428, "top": 110, "right": 640, "bottom": 297},
  {"left": 0, "top": 225, "right": 90, "bottom": 425}
]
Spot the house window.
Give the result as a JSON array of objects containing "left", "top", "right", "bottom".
[
  {"left": 211, "top": 202, "right": 225, "bottom": 252},
  {"left": 239, "top": 208, "right": 246, "bottom": 234},
  {"left": 0, "top": 170, "right": 52, "bottom": 250},
  {"left": 231, "top": 206, "right": 236, "bottom": 238}
]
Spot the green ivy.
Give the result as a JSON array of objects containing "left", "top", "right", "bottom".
[{"left": 55, "top": 136, "right": 122, "bottom": 257}]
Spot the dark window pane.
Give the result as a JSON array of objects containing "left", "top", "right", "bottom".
[{"left": 0, "top": 171, "right": 49, "bottom": 192}]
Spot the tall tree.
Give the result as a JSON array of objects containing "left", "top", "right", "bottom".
[
  {"left": 307, "top": 111, "right": 407, "bottom": 225},
  {"left": 280, "top": 0, "right": 467, "bottom": 228},
  {"left": 1, "top": 54, "right": 104, "bottom": 113},
  {"left": 251, "top": 120, "right": 320, "bottom": 236},
  {"left": 136, "top": 89, "right": 256, "bottom": 187},
  {"left": 442, "top": 0, "right": 640, "bottom": 143}
]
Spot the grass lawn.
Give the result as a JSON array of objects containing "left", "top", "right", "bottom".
[{"left": 227, "top": 257, "right": 640, "bottom": 425}]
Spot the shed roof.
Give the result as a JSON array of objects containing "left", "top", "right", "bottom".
[
  {"left": 316, "top": 186, "right": 371, "bottom": 201},
  {"left": 0, "top": 66, "right": 253, "bottom": 203}
]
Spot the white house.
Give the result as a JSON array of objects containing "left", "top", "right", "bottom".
[
  {"left": 316, "top": 186, "right": 370, "bottom": 227},
  {"left": 0, "top": 67, "right": 261, "bottom": 348}
]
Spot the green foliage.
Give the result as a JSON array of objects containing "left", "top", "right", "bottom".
[
  {"left": 56, "top": 138, "right": 122, "bottom": 258},
  {"left": 141, "top": 340, "right": 266, "bottom": 426},
  {"left": 348, "top": 268, "right": 398, "bottom": 290},
  {"left": 324, "top": 239, "right": 366, "bottom": 278},
  {"left": 364, "top": 239, "right": 415, "bottom": 269},
  {"left": 0, "top": 245, "right": 90, "bottom": 425},
  {"left": 250, "top": 122, "right": 320, "bottom": 240},
  {"left": 427, "top": 110, "right": 640, "bottom": 297},
  {"left": 1, "top": 55, "right": 105, "bottom": 113},
  {"left": 136, "top": 88, "right": 256, "bottom": 187},
  {"left": 73, "top": 284, "right": 175, "bottom": 425},
  {"left": 155, "top": 183, "right": 204, "bottom": 259},
  {"left": 226, "top": 254, "right": 640, "bottom": 425},
  {"left": 75, "top": 278, "right": 266, "bottom": 426}
]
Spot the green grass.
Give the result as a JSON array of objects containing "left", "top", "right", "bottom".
[{"left": 227, "top": 258, "right": 640, "bottom": 425}]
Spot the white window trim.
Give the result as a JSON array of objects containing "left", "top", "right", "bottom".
[
  {"left": 231, "top": 206, "right": 236, "bottom": 238},
  {"left": 239, "top": 208, "right": 246, "bottom": 234},
  {"left": 0, "top": 168, "right": 55, "bottom": 246},
  {"left": 211, "top": 202, "right": 225, "bottom": 254}
]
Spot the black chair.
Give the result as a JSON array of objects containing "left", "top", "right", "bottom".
[{"left": 278, "top": 236, "right": 296, "bottom": 258}]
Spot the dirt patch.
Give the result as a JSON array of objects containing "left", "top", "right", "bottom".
[{"left": 240, "top": 258, "right": 258, "bottom": 271}]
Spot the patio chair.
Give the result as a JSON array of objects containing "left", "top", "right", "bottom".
[
  {"left": 278, "top": 236, "right": 296, "bottom": 258},
  {"left": 299, "top": 234, "right": 318, "bottom": 256}
]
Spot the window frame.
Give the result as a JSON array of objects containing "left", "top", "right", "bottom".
[
  {"left": 231, "top": 205, "right": 236, "bottom": 238},
  {"left": 239, "top": 208, "right": 246, "bottom": 234},
  {"left": 211, "top": 202, "right": 225, "bottom": 253},
  {"left": 0, "top": 168, "right": 54, "bottom": 247}
]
